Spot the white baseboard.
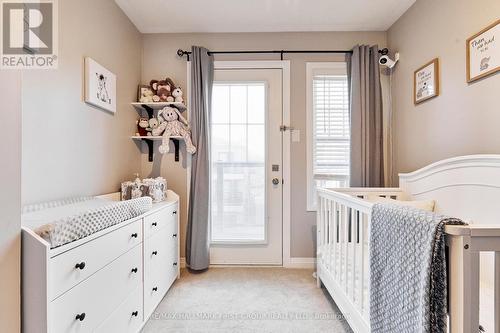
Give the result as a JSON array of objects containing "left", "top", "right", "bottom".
[
  {"left": 285, "top": 257, "right": 316, "bottom": 269},
  {"left": 180, "top": 257, "right": 316, "bottom": 269}
]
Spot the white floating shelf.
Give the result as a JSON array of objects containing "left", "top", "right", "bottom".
[
  {"left": 130, "top": 135, "right": 182, "bottom": 140},
  {"left": 131, "top": 102, "right": 186, "bottom": 111}
]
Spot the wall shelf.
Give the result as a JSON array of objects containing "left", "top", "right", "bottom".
[
  {"left": 130, "top": 102, "right": 187, "bottom": 162},
  {"left": 131, "top": 102, "right": 186, "bottom": 117},
  {"left": 131, "top": 136, "right": 183, "bottom": 162}
]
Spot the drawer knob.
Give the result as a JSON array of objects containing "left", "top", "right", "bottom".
[
  {"left": 132, "top": 311, "right": 139, "bottom": 317},
  {"left": 75, "top": 262, "right": 86, "bottom": 270},
  {"left": 173, "top": 262, "right": 178, "bottom": 266},
  {"left": 172, "top": 233, "right": 178, "bottom": 238},
  {"left": 152, "top": 222, "right": 157, "bottom": 226},
  {"left": 75, "top": 313, "right": 86, "bottom": 321},
  {"left": 152, "top": 287, "right": 158, "bottom": 292},
  {"left": 131, "top": 233, "right": 138, "bottom": 238},
  {"left": 152, "top": 251, "right": 158, "bottom": 256},
  {"left": 173, "top": 211, "right": 177, "bottom": 215},
  {"left": 131, "top": 267, "right": 138, "bottom": 273}
]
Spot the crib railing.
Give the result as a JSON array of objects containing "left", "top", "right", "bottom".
[
  {"left": 316, "top": 187, "right": 500, "bottom": 333},
  {"left": 316, "top": 187, "right": 403, "bottom": 332}
]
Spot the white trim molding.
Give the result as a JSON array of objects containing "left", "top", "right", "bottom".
[
  {"left": 287, "top": 257, "right": 316, "bottom": 269},
  {"left": 306, "top": 62, "right": 348, "bottom": 212}
]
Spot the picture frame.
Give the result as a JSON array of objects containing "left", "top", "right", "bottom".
[
  {"left": 414, "top": 58, "right": 439, "bottom": 104},
  {"left": 466, "top": 19, "right": 500, "bottom": 83},
  {"left": 84, "top": 57, "right": 117, "bottom": 113},
  {"left": 137, "top": 84, "right": 153, "bottom": 102}
]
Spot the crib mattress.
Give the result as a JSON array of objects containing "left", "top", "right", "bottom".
[{"left": 22, "top": 196, "right": 152, "bottom": 248}]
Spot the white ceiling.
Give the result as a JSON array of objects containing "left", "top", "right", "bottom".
[{"left": 115, "top": 0, "right": 416, "bottom": 33}]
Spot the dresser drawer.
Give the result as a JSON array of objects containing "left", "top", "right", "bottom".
[
  {"left": 144, "top": 225, "right": 178, "bottom": 276},
  {"left": 49, "top": 219, "right": 142, "bottom": 300},
  {"left": 144, "top": 228, "right": 179, "bottom": 317},
  {"left": 50, "top": 245, "right": 142, "bottom": 333},
  {"left": 95, "top": 284, "right": 143, "bottom": 333},
  {"left": 143, "top": 203, "right": 178, "bottom": 239}
]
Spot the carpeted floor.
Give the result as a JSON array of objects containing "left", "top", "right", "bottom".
[{"left": 142, "top": 267, "right": 353, "bottom": 333}]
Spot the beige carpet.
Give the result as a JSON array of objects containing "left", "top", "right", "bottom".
[{"left": 142, "top": 267, "right": 353, "bottom": 333}]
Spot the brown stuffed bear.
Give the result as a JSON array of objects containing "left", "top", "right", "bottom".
[{"left": 156, "top": 80, "right": 173, "bottom": 102}]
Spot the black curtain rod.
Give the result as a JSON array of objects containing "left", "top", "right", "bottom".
[{"left": 177, "top": 49, "right": 353, "bottom": 61}]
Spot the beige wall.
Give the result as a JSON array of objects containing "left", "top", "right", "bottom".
[
  {"left": 0, "top": 72, "right": 22, "bottom": 332},
  {"left": 22, "top": 0, "right": 143, "bottom": 205},
  {"left": 388, "top": 0, "right": 500, "bottom": 180},
  {"left": 140, "top": 32, "right": 387, "bottom": 258}
]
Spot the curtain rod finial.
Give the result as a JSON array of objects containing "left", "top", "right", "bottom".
[{"left": 177, "top": 49, "right": 186, "bottom": 57}]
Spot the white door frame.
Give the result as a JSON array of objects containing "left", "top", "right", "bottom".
[{"left": 186, "top": 60, "right": 292, "bottom": 267}]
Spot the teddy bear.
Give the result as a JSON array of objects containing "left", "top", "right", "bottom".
[
  {"left": 147, "top": 118, "right": 159, "bottom": 135},
  {"left": 139, "top": 88, "right": 154, "bottom": 103},
  {"left": 152, "top": 106, "right": 196, "bottom": 155},
  {"left": 156, "top": 80, "right": 173, "bottom": 102},
  {"left": 172, "top": 87, "right": 184, "bottom": 103},
  {"left": 136, "top": 117, "right": 149, "bottom": 136}
]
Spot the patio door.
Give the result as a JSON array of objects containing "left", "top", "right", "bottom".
[{"left": 209, "top": 66, "right": 283, "bottom": 265}]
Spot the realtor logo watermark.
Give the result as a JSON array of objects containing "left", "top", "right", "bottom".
[{"left": 1, "top": 0, "right": 58, "bottom": 69}]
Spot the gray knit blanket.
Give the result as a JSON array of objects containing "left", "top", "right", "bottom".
[{"left": 369, "top": 203, "right": 465, "bottom": 333}]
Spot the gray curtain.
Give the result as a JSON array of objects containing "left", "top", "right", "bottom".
[
  {"left": 186, "top": 46, "right": 213, "bottom": 271},
  {"left": 346, "top": 45, "right": 384, "bottom": 187}
]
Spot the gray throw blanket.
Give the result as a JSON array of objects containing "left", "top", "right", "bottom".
[{"left": 370, "top": 203, "right": 465, "bottom": 333}]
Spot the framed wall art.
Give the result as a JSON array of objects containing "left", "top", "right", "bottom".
[
  {"left": 414, "top": 58, "right": 439, "bottom": 104},
  {"left": 84, "top": 57, "right": 117, "bottom": 113},
  {"left": 466, "top": 19, "right": 499, "bottom": 83}
]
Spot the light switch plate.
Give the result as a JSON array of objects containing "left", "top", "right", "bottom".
[{"left": 291, "top": 129, "right": 300, "bottom": 142}]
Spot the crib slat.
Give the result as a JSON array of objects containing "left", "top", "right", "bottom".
[
  {"left": 318, "top": 197, "right": 323, "bottom": 265},
  {"left": 351, "top": 208, "right": 358, "bottom": 304},
  {"left": 343, "top": 205, "right": 349, "bottom": 292},
  {"left": 495, "top": 251, "right": 500, "bottom": 333},
  {"left": 323, "top": 197, "right": 327, "bottom": 263},
  {"left": 328, "top": 200, "right": 334, "bottom": 273},
  {"left": 326, "top": 199, "right": 331, "bottom": 271},
  {"left": 332, "top": 201, "right": 338, "bottom": 278},
  {"left": 339, "top": 204, "right": 344, "bottom": 288},
  {"left": 359, "top": 212, "right": 365, "bottom": 314}
]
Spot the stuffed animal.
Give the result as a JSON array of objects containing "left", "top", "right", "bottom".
[
  {"left": 149, "top": 80, "right": 162, "bottom": 102},
  {"left": 136, "top": 117, "right": 149, "bottom": 136},
  {"left": 139, "top": 88, "right": 154, "bottom": 103},
  {"left": 152, "top": 106, "right": 196, "bottom": 155},
  {"left": 147, "top": 118, "right": 159, "bottom": 135},
  {"left": 156, "top": 80, "right": 173, "bottom": 102},
  {"left": 172, "top": 87, "right": 184, "bottom": 103}
]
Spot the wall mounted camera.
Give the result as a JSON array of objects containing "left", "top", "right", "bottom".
[{"left": 378, "top": 48, "right": 400, "bottom": 68}]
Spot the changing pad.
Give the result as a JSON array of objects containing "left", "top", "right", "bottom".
[{"left": 22, "top": 196, "right": 153, "bottom": 248}]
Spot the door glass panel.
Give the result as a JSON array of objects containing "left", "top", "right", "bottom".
[{"left": 210, "top": 82, "right": 266, "bottom": 242}]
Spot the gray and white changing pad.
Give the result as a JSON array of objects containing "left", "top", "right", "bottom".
[{"left": 22, "top": 196, "right": 152, "bottom": 248}]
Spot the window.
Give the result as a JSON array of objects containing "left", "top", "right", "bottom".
[
  {"left": 210, "top": 82, "right": 267, "bottom": 242},
  {"left": 306, "top": 62, "right": 350, "bottom": 211}
]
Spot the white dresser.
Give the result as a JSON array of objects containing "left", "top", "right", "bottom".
[{"left": 21, "top": 190, "right": 180, "bottom": 333}]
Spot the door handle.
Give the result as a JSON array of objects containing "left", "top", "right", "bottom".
[{"left": 272, "top": 178, "right": 280, "bottom": 185}]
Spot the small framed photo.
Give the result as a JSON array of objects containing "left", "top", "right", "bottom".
[
  {"left": 137, "top": 84, "right": 153, "bottom": 102},
  {"left": 414, "top": 58, "right": 439, "bottom": 104},
  {"left": 466, "top": 19, "right": 499, "bottom": 83},
  {"left": 84, "top": 57, "right": 116, "bottom": 113}
]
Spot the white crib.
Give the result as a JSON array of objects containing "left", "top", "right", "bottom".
[{"left": 316, "top": 155, "right": 500, "bottom": 333}]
